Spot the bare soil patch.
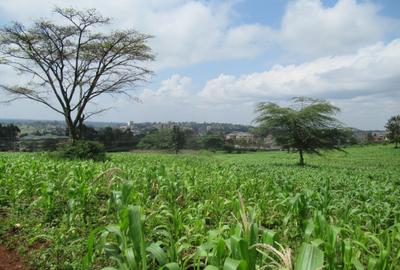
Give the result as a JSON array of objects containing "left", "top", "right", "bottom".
[{"left": 0, "top": 245, "right": 30, "bottom": 270}]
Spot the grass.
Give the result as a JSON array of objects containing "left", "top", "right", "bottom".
[{"left": 0, "top": 145, "right": 399, "bottom": 269}]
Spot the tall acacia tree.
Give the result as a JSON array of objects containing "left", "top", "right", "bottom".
[
  {"left": 254, "top": 97, "right": 345, "bottom": 166},
  {"left": 0, "top": 7, "right": 153, "bottom": 140},
  {"left": 385, "top": 115, "right": 400, "bottom": 148}
]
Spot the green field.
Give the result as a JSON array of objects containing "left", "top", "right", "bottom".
[{"left": 1, "top": 145, "right": 399, "bottom": 269}]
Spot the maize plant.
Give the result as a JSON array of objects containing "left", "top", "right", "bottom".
[{"left": 0, "top": 145, "right": 399, "bottom": 269}]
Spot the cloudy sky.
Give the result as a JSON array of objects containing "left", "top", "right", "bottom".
[{"left": 0, "top": 0, "right": 399, "bottom": 129}]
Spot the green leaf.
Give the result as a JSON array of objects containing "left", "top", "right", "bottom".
[
  {"left": 160, "top": 262, "right": 181, "bottom": 270},
  {"left": 223, "top": 258, "right": 248, "bottom": 270},
  {"left": 106, "top": 224, "right": 123, "bottom": 239},
  {"left": 205, "top": 266, "right": 220, "bottom": 270},
  {"left": 147, "top": 242, "right": 168, "bottom": 266},
  {"left": 262, "top": 229, "right": 276, "bottom": 245},
  {"left": 368, "top": 258, "right": 377, "bottom": 269},
  {"left": 125, "top": 247, "right": 137, "bottom": 269},
  {"left": 104, "top": 243, "right": 122, "bottom": 260},
  {"left": 352, "top": 258, "right": 365, "bottom": 270},
  {"left": 304, "top": 220, "right": 315, "bottom": 241},
  {"left": 248, "top": 223, "right": 258, "bottom": 270},
  {"left": 82, "top": 226, "right": 104, "bottom": 270},
  {"left": 128, "top": 206, "right": 147, "bottom": 269},
  {"left": 295, "top": 243, "right": 324, "bottom": 270},
  {"left": 310, "top": 239, "right": 324, "bottom": 248},
  {"left": 230, "top": 236, "right": 249, "bottom": 261}
]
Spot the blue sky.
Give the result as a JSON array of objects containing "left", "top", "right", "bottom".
[{"left": 0, "top": 0, "right": 400, "bottom": 129}]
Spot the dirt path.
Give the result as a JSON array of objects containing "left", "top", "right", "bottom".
[{"left": 0, "top": 245, "right": 29, "bottom": 270}]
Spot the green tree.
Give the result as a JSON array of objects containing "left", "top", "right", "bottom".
[
  {"left": 137, "top": 129, "right": 172, "bottom": 150},
  {"left": 202, "top": 134, "right": 224, "bottom": 152},
  {"left": 254, "top": 97, "right": 345, "bottom": 166},
  {"left": 80, "top": 125, "right": 99, "bottom": 141},
  {"left": 0, "top": 123, "right": 20, "bottom": 150},
  {"left": 385, "top": 115, "right": 400, "bottom": 148},
  {"left": 171, "top": 125, "right": 185, "bottom": 154},
  {"left": 0, "top": 7, "right": 153, "bottom": 140}
]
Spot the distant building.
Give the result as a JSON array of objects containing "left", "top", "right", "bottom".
[
  {"left": 225, "top": 132, "right": 254, "bottom": 142},
  {"left": 370, "top": 132, "right": 387, "bottom": 142},
  {"left": 120, "top": 121, "right": 135, "bottom": 133},
  {"left": 155, "top": 122, "right": 174, "bottom": 130},
  {"left": 263, "top": 134, "right": 280, "bottom": 150},
  {"left": 354, "top": 130, "right": 387, "bottom": 143},
  {"left": 225, "top": 132, "right": 281, "bottom": 150}
]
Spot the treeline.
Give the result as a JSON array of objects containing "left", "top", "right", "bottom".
[
  {"left": 0, "top": 123, "right": 366, "bottom": 153},
  {"left": 81, "top": 126, "right": 229, "bottom": 153},
  {"left": 0, "top": 123, "right": 236, "bottom": 152},
  {"left": 0, "top": 124, "right": 20, "bottom": 151}
]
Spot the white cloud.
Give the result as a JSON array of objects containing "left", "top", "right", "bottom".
[
  {"left": 3, "top": 0, "right": 396, "bottom": 70},
  {"left": 136, "top": 39, "right": 400, "bottom": 129},
  {"left": 198, "top": 39, "right": 400, "bottom": 103},
  {"left": 139, "top": 74, "right": 192, "bottom": 103},
  {"left": 279, "top": 0, "right": 398, "bottom": 57},
  {"left": 332, "top": 95, "right": 399, "bottom": 129},
  {"left": 0, "top": 0, "right": 273, "bottom": 70}
]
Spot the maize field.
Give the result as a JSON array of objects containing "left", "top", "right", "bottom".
[{"left": 0, "top": 145, "right": 399, "bottom": 269}]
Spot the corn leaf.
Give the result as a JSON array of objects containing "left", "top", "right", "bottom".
[{"left": 295, "top": 243, "right": 324, "bottom": 270}]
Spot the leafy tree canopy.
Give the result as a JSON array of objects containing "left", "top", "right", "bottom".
[
  {"left": 254, "top": 97, "right": 346, "bottom": 165},
  {"left": 385, "top": 115, "right": 400, "bottom": 148}
]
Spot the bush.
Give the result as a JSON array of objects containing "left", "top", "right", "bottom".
[
  {"left": 223, "top": 144, "right": 235, "bottom": 153},
  {"left": 58, "top": 140, "right": 107, "bottom": 161}
]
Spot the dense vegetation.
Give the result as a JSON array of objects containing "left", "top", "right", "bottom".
[
  {"left": 0, "top": 124, "right": 20, "bottom": 150},
  {"left": 385, "top": 115, "right": 400, "bottom": 148},
  {"left": 0, "top": 145, "right": 399, "bottom": 269},
  {"left": 1, "top": 121, "right": 251, "bottom": 152},
  {"left": 255, "top": 97, "right": 349, "bottom": 166}
]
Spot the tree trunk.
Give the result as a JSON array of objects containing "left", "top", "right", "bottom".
[
  {"left": 69, "top": 126, "right": 79, "bottom": 141},
  {"left": 76, "top": 114, "right": 85, "bottom": 140},
  {"left": 65, "top": 116, "right": 79, "bottom": 141},
  {"left": 299, "top": 149, "right": 305, "bottom": 166}
]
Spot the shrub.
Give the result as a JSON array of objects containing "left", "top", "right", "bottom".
[
  {"left": 223, "top": 144, "right": 235, "bottom": 153},
  {"left": 58, "top": 140, "right": 107, "bottom": 161}
]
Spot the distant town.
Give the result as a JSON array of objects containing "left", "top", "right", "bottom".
[{"left": 0, "top": 118, "right": 388, "bottom": 152}]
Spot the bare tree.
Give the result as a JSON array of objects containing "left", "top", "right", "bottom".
[{"left": 0, "top": 7, "right": 154, "bottom": 139}]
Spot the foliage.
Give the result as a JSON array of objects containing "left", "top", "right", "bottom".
[
  {"left": 182, "top": 129, "right": 203, "bottom": 150},
  {"left": 171, "top": 125, "right": 186, "bottom": 154},
  {"left": 0, "top": 7, "right": 154, "bottom": 139},
  {"left": 0, "top": 123, "right": 20, "bottom": 139},
  {"left": 202, "top": 134, "right": 225, "bottom": 152},
  {"left": 137, "top": 129, "right": 173, "bottom": 150},
  {"left": 385, "top": 115, "right": 400, "bottom": 148},
  {"left": 57, "top": 140, "right": 106, "bottom": 161},
  {"left": 255, "top": 97, "right": 346, "bottom": 165},
  {"left": 0, "top": 146, "right": 400, "bottom": 269},
  {"left": 137, "top": 127, "right": 186, "bottom": 153},
  {"left": 0, "top": 123, "right": 20, "bottom": 150},
  {"left": 223, "top": 143, "right": 235, "bottom": 153},
  {"left": 97, "top": 127, "right": 141, "bottom": 151},
  {"left": 0, "top": 123, "right": 21, "bottom": 151},
  {"left": 19, "top": 138, "right": 67, "bottom": 152}
]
